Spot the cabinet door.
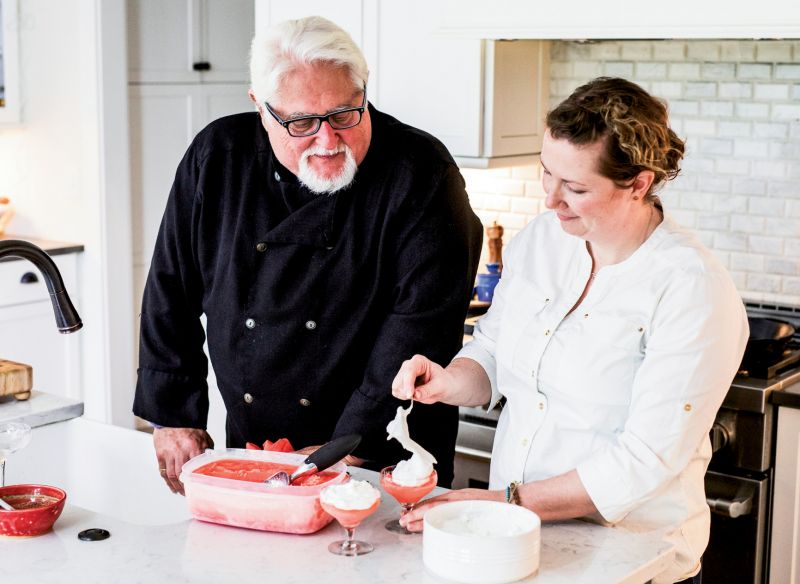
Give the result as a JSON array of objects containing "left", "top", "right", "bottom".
[
  {"left": 128, "top": 0, "right": 253, "bottom": 84},
  {"left": 375, "top": 0, "right": 483, "bottom": 158},
  {"left": 128, "top": 83, "right": 252, "bottom": 307}
]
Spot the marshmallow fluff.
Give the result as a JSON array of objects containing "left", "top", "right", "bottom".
[
  {"left": 386, "top": 402, "right": 437, "bottom": 486},
  {"left": 320, "top": 479, "right": 380, "bottom": 510}
]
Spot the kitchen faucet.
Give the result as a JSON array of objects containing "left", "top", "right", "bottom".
[{"left": 0, "top": 240, "right": 82, "bottom": 333}]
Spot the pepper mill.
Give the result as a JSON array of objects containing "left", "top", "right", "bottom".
[{"left": 486, "top": 221, "right": 504, "bottom": 272}]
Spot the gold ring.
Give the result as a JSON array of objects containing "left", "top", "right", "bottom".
[{"left": 159, "top": 468, "right": 167, "bottom": 473}]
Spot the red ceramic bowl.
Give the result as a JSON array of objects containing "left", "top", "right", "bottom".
[{"left": 0, "top": 484, "right": 67, "bottom": 537}]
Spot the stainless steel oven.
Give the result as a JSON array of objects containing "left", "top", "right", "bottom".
[
  {"left": 454, "top": 301, "right": 800, "bottom": 584},
  {"left": 452, "top": 404, "right": 498, "bottom": 489}
]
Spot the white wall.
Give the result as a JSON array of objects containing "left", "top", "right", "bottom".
[{"left": 0, "top": 0, "right": 135, "bottom": 426}]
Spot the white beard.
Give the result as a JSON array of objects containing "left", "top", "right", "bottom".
[{"left": 297, "top": 144, "right": 358, "bottom": 194}]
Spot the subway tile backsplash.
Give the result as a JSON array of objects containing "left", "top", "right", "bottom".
[{"left": 462, "top": 39, "right": 800, "bottom": 306}]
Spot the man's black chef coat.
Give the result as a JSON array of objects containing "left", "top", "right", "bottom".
[{"left": 133, "top": 105, "right": 483, "bottom": 486}]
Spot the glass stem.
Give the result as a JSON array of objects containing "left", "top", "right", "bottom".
[{"left": 342, "top": 527, "right": 357, "bottom": 552}]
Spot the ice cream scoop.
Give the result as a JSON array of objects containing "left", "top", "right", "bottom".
[{"left": 264, "top": 434, "right": 361, "bottom": 487}]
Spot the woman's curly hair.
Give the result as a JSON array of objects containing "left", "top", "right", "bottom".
[{"left": 546, "top": 77, "right": 685, "bottom": 199}]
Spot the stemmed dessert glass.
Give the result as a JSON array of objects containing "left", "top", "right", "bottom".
[
  {"left": 0, "top": 422, "right": 32, "bottom": 487},
  {"left": 319, "top": 491, "right": 381, "bottom": 556},
  {"left": 380, "top": 465, "right": 437, "bottom": 534}
]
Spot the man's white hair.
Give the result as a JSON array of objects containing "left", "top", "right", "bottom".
[{"left": 249, "top": 16, "right": 369, "bottom": 104}]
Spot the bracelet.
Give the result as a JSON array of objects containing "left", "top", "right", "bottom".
[{"left": 506, "top": 481, "right": 521, "bottom": 505}]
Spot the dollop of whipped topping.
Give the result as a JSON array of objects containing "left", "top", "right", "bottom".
[
  {"left": 320, "top": 479, "right": 380, "bottom": 510},
  {"left": 439, "top": 510, "right": 530, "bottom": 537},
  {"left": 386, "top": 402, "right": 437, "bottom": 487}
]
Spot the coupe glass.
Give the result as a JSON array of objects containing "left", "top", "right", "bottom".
[
  {"left": 0, "top": 422, "right": 32, "bottom": 486},
  {"left": 380, "top": 465, "right": 437, "bottom": 534},
  {"left": 319, "top": 496, "right": 381, "bottom": 556}
]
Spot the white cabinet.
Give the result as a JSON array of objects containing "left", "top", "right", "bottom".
[
  {"left": 770, "top": 406, "right": 800, "bottom": 584},
  {"left": 0, "top": 254, "right": 81, "bottom": 400},
  {"left": 127, "top": 0, "right": 254, "bottom": 83},
  {"left": 256, "top": 1, "right": 550, "bottom": 167}
]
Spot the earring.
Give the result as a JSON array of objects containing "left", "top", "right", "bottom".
[{"left": 632, "top": 196, "right": 640, "bottom": 201}]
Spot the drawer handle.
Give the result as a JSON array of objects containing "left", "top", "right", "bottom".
[{"left": 20, "top": 271, "right": 39, "bottom": 284}]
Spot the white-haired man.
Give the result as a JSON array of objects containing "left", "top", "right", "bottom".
[{"left": 134, "top": 16, "right": 483, "bottom": 494}]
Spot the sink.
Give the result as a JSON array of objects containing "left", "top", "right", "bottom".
[{"left": 5, "top": 417, "right": 191, "bottom": 526}]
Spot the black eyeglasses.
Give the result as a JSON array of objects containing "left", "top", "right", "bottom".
[{"left": 264, "top": 85, "right": 367, "bottom": 137}]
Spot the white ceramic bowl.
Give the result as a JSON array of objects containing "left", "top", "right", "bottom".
[{"left": 423, "top": 500, "right": 541, "bottom": 584}]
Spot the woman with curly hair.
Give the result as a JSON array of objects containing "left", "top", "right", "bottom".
[{"left": 392, "top": 78, "right": 748, "bottom": 584}]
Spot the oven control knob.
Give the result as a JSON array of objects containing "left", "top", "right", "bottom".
[{"left": 709, "top": 423, "right": 729, "bottom": 453}]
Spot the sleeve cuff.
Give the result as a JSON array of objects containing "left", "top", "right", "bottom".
[{"left": 455, "top": 339, "right": 501, "bottom": 410}]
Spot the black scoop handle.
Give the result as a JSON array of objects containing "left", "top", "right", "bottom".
[{"left": 305, "top": 434, "right": 362, "bottom": 471}]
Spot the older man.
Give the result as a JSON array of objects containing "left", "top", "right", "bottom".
[{"left": 133, "top": 16, "right": 482, "bottom": 493}]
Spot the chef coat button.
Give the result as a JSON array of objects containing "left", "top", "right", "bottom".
[
  {"left": 521, "top": 438, "right": 529, "bottom": 447},
  {"left": 544, "top": 329, "right": 550, "bottom": 336},
  {"left": 299, "top": 398, "right": 311, "bottom": 407},
  {"left": 531, "top": 370, "right": 536, "bottom": 378},
  {"left": 256, "top": 242, "right": 267, "bottom": 252},
  {"left": 245, "top": 318, "right": 256, "bottom": 329},
  {"left": 305, "top": 320, "right": 317, "bottom": 330},
  {"left": 545, "top": 298, "right": 550, "bottom": 303},
  {"left": 274, "top": 171, "right": 281, "bottom": 181},
  {"left": 584, "top": 313, "right": 589, "bottom": 318},
  {"left": 638, "top": 326, "right": 644, "bottom": 332},
  {"left": 539, "top": 402, "right": 544, "bottom": 410},
  {"left": 243, "top": 393, "right": 254, "bottom": 404}
]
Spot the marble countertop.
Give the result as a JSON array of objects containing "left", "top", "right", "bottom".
[
  {"left": 0, "top": 391, "right": 83, "bottom": 428},
  {"left": 3, "top": 467, "right": 674, "bottom": 584}
]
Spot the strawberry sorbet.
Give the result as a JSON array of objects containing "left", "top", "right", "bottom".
[{"left": 193, "top": 459, "right": 338, "bottom": 487}]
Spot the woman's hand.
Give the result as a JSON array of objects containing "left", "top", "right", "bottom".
[
  {"left": 398, "top": 488, "right": 505, "bottom": 532},
  {"left": 153, "top": 427, "right": 214, "bottom": 495},
  {"left": 391, "top": 354, "right": 454, "bottom": 404},
  {"left": 392, "top": 356, "right": 493, "bottom": 408}
]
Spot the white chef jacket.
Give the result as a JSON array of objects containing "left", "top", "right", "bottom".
[{"left": 457, "top": 211, "right": 748, "bottom": 584}]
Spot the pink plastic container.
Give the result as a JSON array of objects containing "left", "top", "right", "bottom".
[{"left": 180, "top": 449, "right": 348, "bottom": 534}]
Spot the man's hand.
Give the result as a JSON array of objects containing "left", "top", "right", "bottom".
[{"left": 153, "top": 427, "right": 214, "bottom": 495}]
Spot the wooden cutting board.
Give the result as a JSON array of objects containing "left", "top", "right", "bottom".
[{"left": 0, "top": 359, "right": 33, "bottom": 400}]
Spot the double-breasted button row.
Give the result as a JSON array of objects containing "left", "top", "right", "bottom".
[
  {"left": 256, "top": 242, "right": 267, "bottom": 252},
  {"left": 245, "top": 318, "right": 318, "bottom": 330},
  {"left": 244, "top": 394, "right": 311, "bottom": 407}
]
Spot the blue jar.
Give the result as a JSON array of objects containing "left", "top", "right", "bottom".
[{"left": 474, "top": 263, "right": 501, "bottom": 302}]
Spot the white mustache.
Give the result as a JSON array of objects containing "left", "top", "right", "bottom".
[{"left": 301, "top": 145, "right": 347, "bottom": 162}]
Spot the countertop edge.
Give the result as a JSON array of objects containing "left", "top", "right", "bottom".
[
  {"left": 0, "top": 234, "right": 85, "bottom": 259},
  {"left": 0, "top": 390, "right": 84, "bottom": 427}
]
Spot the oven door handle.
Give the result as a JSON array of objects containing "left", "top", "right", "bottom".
[
  {"left": 706, "top": 493, "right": 753, "bottom": 518},
  {"left": 455, "top": 445, "right": 493, "bottom": 462}
]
